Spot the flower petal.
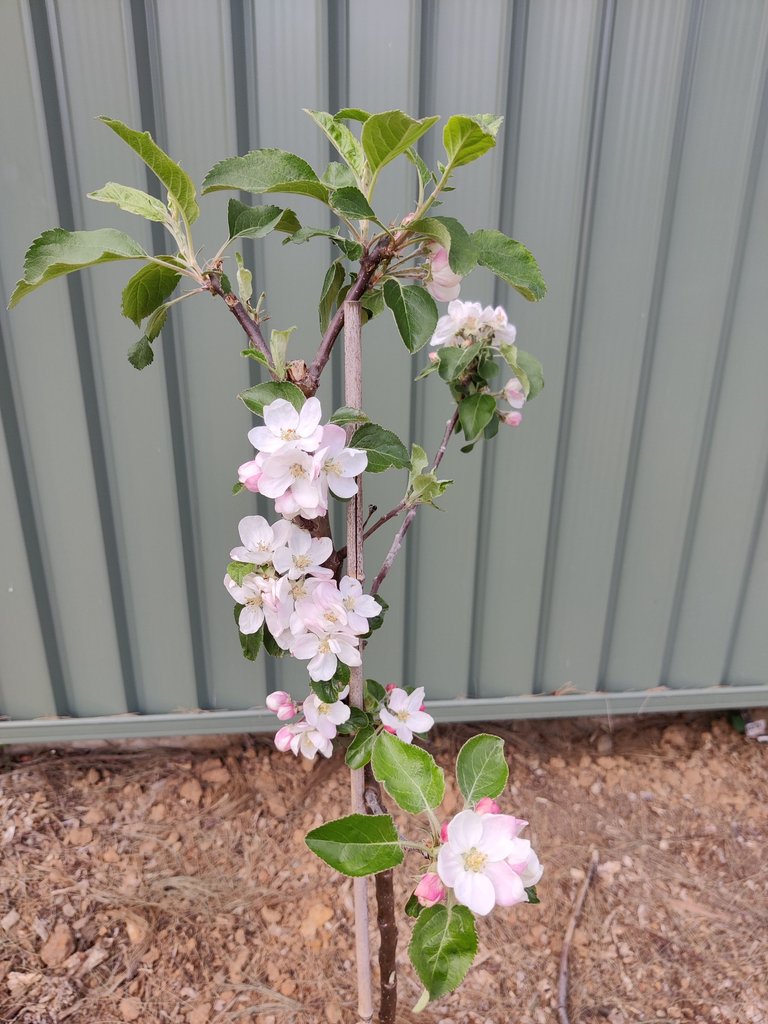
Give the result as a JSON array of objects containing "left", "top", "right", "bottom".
[
  {"left": 454, "top": 870, "right": 496, "bottom": 916},
  {"left": 484, "top": 860, "right": 526, "bottom": 907},
  {"left": 446, "top": 809, "right": 483, "bottom": 853}
]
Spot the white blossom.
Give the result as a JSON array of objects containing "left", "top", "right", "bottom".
[
  {"left": 378, "top": 686, "right": 434, "bottom": 743},
  {"left": 248, "top": 397, "right": 323, "bottom": 453}
]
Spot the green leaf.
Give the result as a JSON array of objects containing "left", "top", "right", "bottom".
[
  {"left": 345, "top": 726, "right": 376, "bottom": 769},
  {"left": 305, "top": 814, "right": 404, "bottom": 877},
  {"left": 319, "top": 260, "right": 346, "bottom": 334},
  {"left": 525, "top": 885, "right": 541, "bottom": 904},
  {"left": 98, "top": 116, "right": 199, "bottom": 225},
  {"left": 284, "top": 226, "right": 363, "bottom": 262},
  {"left": 127, "top": 301, "right": 168, "bottom": 370},
  {"left": 329, "top": 187, "right": 378, "bottom": 222},
  {"left": 127, "top": 335, "right": 154, "bottom": 370},
  {"left": 458, "top": 394, "right": 497, "bottom": 443},
  {"left": 232, "top": 481, "right": 245, "bottom": 495},
  {"left": 9, "top": 228, "right": 147, "bottom": 307},
  {"left": 227, "top": 199, "right": 297, "bottom": 241},
  {"left": 365, "top": 679, "right": 386, "bottom": 710},
  {"left": 87, "top": 181, "right": 168, "bottom": 222},
  {"left": 234, "top": 252, "right": 253, "bottom": 304},
  {"left": 330, "top": 406, "right": 370, "bottom": 426},
  {"left": 360, "top": 287, "right": 384, "bottom": 320},
  {"left": 309, "top": 679, "right": 343, "bottom": 703},
  {"left": 321, "top": 161, "right": 358, "bottom": 190},
  {"left": 333, "top": 661, "right": 351, "bottom": 687},
  {"left": 372, "top": 732, "right": 445, "bottom": 815},
  {"left": 410, "top": 443, "right": 429, "bottom": 478},
  {"left": 226, "top": 560, "right": 257, "bottom": 586},
  {"left": 263, "top": 625, "right": 286, "bottom": 658},
  {"left": 121, "top": 261, "right": 180, "bottom": 326},
  {"left": 405, "top": 148, "right": 435, "bottom": 191},
  {"left": 350, "top": 423, "right": 410, "bottom": 473},
  {"left": 234, "top": 605, "right": 263, "bottom": 661},
  {"left": 383, "top": 280, "right": 438, "bottom": 354},
  {"left": 304, "top": 109, "right": 366, "bottom": 180},
  {"left": 269, "top": 326, "right": 295, "bottom": 380},
  {"left": 364, "top": 593, "right": 388, "bottom": 635},
  {"left": 239, "top": 381, "right": 305, "bottom": 415},
  {"left": 408, "top": 904, "right": 478, "bottom": 1003},
  {"left": 409, "top": 216, "right": 477, "bottom": 276},
  {"left": 334, "top": 108, "right": 371, "bottom": 123},
  {"left": 240, "top": 346, "right": 270, "bottom": 369},
  {"left": 437, "top": 341, "right": 484, "bottom": 382},
  {"left": 514, "top": 348, "right": 544, "bottom": 400},
  {"left": 362, "top": 111, "right": 440, "bottom": 184},
  {"left": 455, "top": 733, "right": 509, "bottom": 806},
  {"left": 443, "top": 114, "right": 503, "bottom": 170},
  {"left": 202, "top": 149, "right": 329, "bottom": 203},
  {"left": 473, "top": 229, "right": 546, "bottom": 301},
  {"left": 415, "top": 361, "right": 439, "bottom": 381},
  {"left": 405, "top": 893, "right": 424, "bottom": 919}
]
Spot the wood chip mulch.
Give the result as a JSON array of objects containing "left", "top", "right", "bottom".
[{"left": 0, "top": 711, "right": 766, "bottom": 1024}]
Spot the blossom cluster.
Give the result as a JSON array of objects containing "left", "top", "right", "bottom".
[
  {"left": 237, "top": 397, "right": 367, "bottom": 519},
  {"left": 263, "top": 682, "right": 435, "bottom": 761},
  {"left": 414, "top": 798, "right": 543, "bottom": 917},
  {"left": 430, "top": 298, "right": 518, "bottom": 349},
  {"left": 225, "top": 515, "right": 381, "bottom": 682}
]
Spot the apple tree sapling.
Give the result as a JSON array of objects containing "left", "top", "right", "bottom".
[{"left": 10, "top": 108, "right": 547, "bottom": 1022}]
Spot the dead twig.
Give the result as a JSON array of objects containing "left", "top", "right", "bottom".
[{"left": 558, "top": 848, "right": 600, "bottom": 1024}]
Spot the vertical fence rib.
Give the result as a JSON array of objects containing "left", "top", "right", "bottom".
[
  {"left": 31, "top": 0, "right": 139, "bottom": 711},
  {"left": 468, "top": 0, "right": 529, "bottom": 700},
  {"left": 128, "top": 0, "right": 211, "bottom": 709},
  {"left": 661, "top": 35, "right": 768, "bottom": 684},
  {"left": 532, "top": 0, "right": 617, "bottom": 693},
  {"left": 597, "top": 0, "right": 704, "bottom": 690}
]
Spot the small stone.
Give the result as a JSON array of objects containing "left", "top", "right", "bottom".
[
  {"left": 325, "top": 1003, "right": 342, "bottom": 1023},
  {"left": 180, "top": 778, "right": 202, "bottom": 805},
  {"left": 1, "top": 910, "right": 19, "bottom": 932},
  {"left": 40, "top": 922, "right": 75, "bottom": 966},
  {"left": 301, "top": 902, "right": 333, "bottom": 938},
  {"left": 596, "top": 733, "right": 614, "bottom": 755},
  {"left": 120, "top": 996, "right": 142, "bottom": 1021},
  {"left": 188, "top": 1003, "right": 212, "bottom": 1024}
]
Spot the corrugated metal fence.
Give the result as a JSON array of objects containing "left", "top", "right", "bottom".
[{"left": 1, "top": 0, "right": 767, "bottom": 742}]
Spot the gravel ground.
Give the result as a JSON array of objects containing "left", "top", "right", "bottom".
[{"left": 0, "top": 710, "right": 766, "bottom": 1024}]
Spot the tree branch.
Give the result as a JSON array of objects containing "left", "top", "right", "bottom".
[
  {"left": 370, "top": 407, "right": 459, "bottom": 596},
  {"left": 364, "top": 769, "right": 398, "bottom": 1024},
  {"left": 205, "top": 273, "right": 274, "bottom": 370},
  {"left": 306, "top": 241, "right": 390, "bottom": 392}
]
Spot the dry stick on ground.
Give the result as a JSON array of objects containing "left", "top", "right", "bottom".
[
  {"left": 558, "top": 848, "right": 600, "bottom": 1024},
  {"left": 370, "top": 407, "right": 459, "bottom": 597},
  {"left": 344, "top": 300, "right": 374, "bottom": 1024}
]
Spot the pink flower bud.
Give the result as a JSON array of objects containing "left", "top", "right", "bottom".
[
  {"left": 238, "top": 459, "right": 262, "bottom": 492},
  {"left": 428, "top": 351, "right": 439, "bottom": 364},
  {"left": 501, "top": 411, "right": 523, "bottom": 427},
  {"left": 440, "top": 820, "right": 450, "bottom": 843},
  {"left": 266, "top": 691, "right": 298, "bottom": 721},
  {"left": 475, "top": 797, "right": 502, "bottom": 815},
  {"left": 382, "top": 724, "right": 397, "bottom": 736},
  {"left": 414, "top": 872, "right": 446, "bottom": 908},
  {"left": 385, "top": 683, "right": 397, "bottom": 693},
  {"left": 274, "top": 726, "right": 294, "bottom": 752}
]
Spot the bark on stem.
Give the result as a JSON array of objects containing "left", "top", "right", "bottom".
[
  {"left": 206, "top": 274, "right": 274, "bottom": 369},
  {"left": 344, "top": 301, "right": 374, "bottom": 1024},
  {"left": 365, "top": 770, "right": 398, "bottom": 1024},
  {"left": 370, "top": 407, "right": 459, "bottom": 597}
]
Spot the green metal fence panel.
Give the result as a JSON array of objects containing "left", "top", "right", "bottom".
[{"left": 1, "top": 0, "right": 767, "bottom": 742}]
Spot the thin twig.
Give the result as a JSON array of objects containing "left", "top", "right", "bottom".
[
  {"left": 344, "top": 301, "right": 374, "bottom": 1024},
  {"left": 206, "top": 273, "right": 274, "bottom": 370},
  {"left": 558, "top": 849, "right": 600, "bottom": 1024},
  {"left": 370, "top": 407, "right": 459, "bottom": 596}
]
